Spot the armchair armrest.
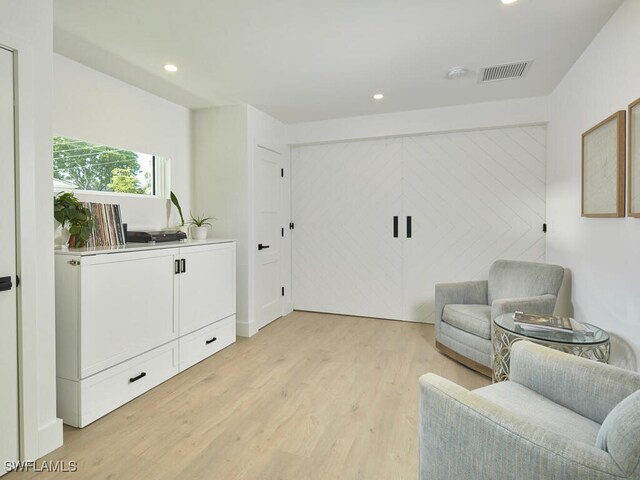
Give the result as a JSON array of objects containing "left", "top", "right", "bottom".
[
  {"left": 510, "top": 342, "right": 640, "bottom": 424},
  {"left": 491, "top": 294, "right": 557, "bottom": 319},
  {"left": 434, "top": 280, "right": 488, "bottom": 325},
  {"left": 419, "top": 373, "right": 624, "bottom": 480}
]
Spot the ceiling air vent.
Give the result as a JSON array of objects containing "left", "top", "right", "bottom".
[{"left": 478, "top": 60, "right": 533, "bottom": 83}]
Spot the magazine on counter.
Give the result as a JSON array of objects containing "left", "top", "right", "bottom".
[{"left": 512, "top": 312, "right": 593, "bottom": 335}]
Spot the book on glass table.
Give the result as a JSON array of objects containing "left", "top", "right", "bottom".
[{"left": 512, "top": 312, "right": 593, "bottom": 336}]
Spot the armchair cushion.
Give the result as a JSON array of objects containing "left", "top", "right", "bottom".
[
  {"left": 491, "top": 294, "right": 557, "bottom": 319},
  {"left": 442, "top": 304, "right": 491, "bottom": 339},
  {"left": 474, "top": 381, "right": 601, "bottom": 445},
  {"left": 488, "top": 260, "right": 565, "bottom": 305},
  {"left": 596, "top": 389, "right": 640, "bottom": 476}
]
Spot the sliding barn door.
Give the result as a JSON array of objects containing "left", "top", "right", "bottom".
[
  {"left": 402, "top": 126, "right": 546, "bottom": 322},
  {"left": 291, "top": 139, "right": 403, "bottom": 319},
  {"left": 291, "top": 126, "right": 546, "bottom": 323},
  {"left": 0, "top": 45, "right": 19, "bottom": 473}
]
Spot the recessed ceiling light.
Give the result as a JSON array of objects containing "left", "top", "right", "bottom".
[
  {"left": 373, "top": 93, "right": 384, "bottom": 100},
  {"left": 163, "top": 64, "right": 178, "bottom": 73},
  {"left": 501, "top": 0, "right": 518, "bottom": 4},
  {"left": 446, "top": 66, "right": 468, "bottom": 80}
]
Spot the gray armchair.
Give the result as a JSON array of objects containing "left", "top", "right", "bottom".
[
  {"left": 419, "top": 342, "right": 640, "bottom": 480},
  {"left": 435, "top": 259, "right": 565, "bottom": 376}
]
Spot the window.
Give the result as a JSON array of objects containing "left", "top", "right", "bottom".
[{"left": 53, "top": 136, "right": 170, "bottom": 197}]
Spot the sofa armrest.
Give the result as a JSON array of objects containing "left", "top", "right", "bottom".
[
  {"left": 509, "top": 342, "right": 640, "bottom": 424},
  {"left": 491, "top": 294, "right": 557, "bottom": 320},
  {"left": 419, "top": 373, "right": 624, "bottom": 480},
  {"left": 434, "top": 280, "right": 488, "bottom": 326}
]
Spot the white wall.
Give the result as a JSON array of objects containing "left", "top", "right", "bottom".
[
  {"left": 53, "top": 54, "right": 192, "bottom": 229},
  {"left": 287, "top": 96, "right": 550, "bottom": 145},
  {"left": 0, "top": 0, "right": 63, "bottom": 459},
  {"left": 546, "top": 0, "right": 640, "bottom": 370}
]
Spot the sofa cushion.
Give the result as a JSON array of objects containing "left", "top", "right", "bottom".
[
  {"left": 442, "top": 304, "right": 491, "bottom": 339},
  {"left": 474, "top": 381, "right": 601, "bottom": 445},
  {"left": 595, "top": 389, "right": 640, "bottom": 475}
]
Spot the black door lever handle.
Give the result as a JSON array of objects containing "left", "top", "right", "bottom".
[{"left": 258, "top": 244, "right": 270, "bottom": 250}]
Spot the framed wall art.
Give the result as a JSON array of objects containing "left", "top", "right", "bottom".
[
  {"left": 628, "top": 97, "right": 640, "bottom": 217},
  {"left": 581, "top": 110, "right": 626, "bottom": 217}
]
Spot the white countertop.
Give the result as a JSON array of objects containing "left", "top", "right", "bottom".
[{"left": 54, "top": 238, "right": 235, "bottom": 256}]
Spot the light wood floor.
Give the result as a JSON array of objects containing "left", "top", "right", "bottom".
[{"left": 9, "top": 311, "right": 489, "bottom": 480}]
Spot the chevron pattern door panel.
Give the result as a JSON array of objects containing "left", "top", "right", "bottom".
[
  {"left": 402, "top": 126, "right": 546, "bottom": 323},
  {"left": 291, "top": 125, "right": 546, "bottom": 323},
  {"left": 291, "top": 139, "right": 403, "bottom": 319}
]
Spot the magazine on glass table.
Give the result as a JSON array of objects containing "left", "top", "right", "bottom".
[{"left": 512, "top": 312, "right": 594, "bottom": 336}]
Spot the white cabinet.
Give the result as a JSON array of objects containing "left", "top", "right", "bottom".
[{"left": 55, "top": 240, "right": 236, "bottom": 427}]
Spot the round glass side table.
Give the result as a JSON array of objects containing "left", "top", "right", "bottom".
[{"left": 492, "top": 313, "right": 610, "bottom": 383}]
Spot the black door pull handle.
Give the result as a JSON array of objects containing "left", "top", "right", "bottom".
[
  {"left": 181, "top": 259, "right": 186, "bottom": 273},
  {"left": 206, "top": 337, "right": 217, "bottom": 345},
  {"left": 0, "top": 276, "right": 12, "bottom": 292},
  {"left": 258, "top": 244, "right": 270, "bottom": 250},
  {"left": 393, "top": 216, "right": 398, "bottom": 238},
  {"left": 174, "top": 260, "right": 180, "bottom": 274},
  {"left": 407, "top": 216, "right": 412, "bottom": 238},
  {"left": 129, "top": 372, "right": 147, "bottom": 383}
]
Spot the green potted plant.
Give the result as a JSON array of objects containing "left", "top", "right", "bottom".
[
  {"left": 188, "top": 213, "right": 215, "bottom": 240},
  {"left": 170, "top": 191, "right": 189, "bottom": 236},
  {"left": 53, "top": 192, "right": 94, "bottom": 248}
]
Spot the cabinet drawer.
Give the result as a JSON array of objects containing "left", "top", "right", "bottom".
[
  {"left": 79, "top": 341, "right": 178, "bottom": 427},
  {"left": 179, "top": 315, "right": 236, "bottom": 371}
]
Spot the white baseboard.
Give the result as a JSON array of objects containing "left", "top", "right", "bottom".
[
  {"left": 236, "top": 319, "right": 258, "bottom": 337},
  {"left": 37, "top": 418, "right": 63, "bottom": 458}
]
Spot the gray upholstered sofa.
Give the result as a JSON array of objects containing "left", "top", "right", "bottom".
[
  {"left": 435, "top": 259, "right": 565, "bottom": 376},
  {"left": 420, "top": 342, "right": 640, "bottom": 480}
]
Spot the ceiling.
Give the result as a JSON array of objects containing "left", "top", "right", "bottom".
[{"left": 53, "top": 0, "right": 622, "bottom": 124}]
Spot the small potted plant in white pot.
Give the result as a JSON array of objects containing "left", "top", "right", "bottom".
[{"left": 188, "top": 213, "right": 214, "bottom": 240}]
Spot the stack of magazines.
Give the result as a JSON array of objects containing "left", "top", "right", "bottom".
[{"left": 513, "top": 312, "right": 593, "bottom": 336}]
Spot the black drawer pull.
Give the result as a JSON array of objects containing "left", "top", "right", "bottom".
[
  {"left": 258, "top": 243, "right": 270, "bottom": 250},
  {"left": 129, "top": 372, "right": 147, "bottom": 383},
  {"left": 0, "top": 276, "right": 12, "bottom": 292},
  {"left": 206, "top": 337, "right": 217, "bottom": 345},
  {"left": 406, "top": 215, "right": 412, "bottom": 238},
  {"left": 181, "top": 258, "right": 186, "bottom": 273},
  {"left": 393, "top": 216, "right": 398, "bottom": 238},
  {"left": 174, "top": 259, "right": 180, "bottom": 274}
]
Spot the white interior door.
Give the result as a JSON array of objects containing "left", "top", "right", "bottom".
[
  {"left": 291, "top": 138, "right": 403, "bottom": 319},
  {"left": 401, "top": 127, "right": 547, "bottom": 323},
  {"left": 254, "top": 146, "right": 282, "bottom": 329},
  {"left": 0, "top": 45, "right": 19, "bottom": 473}
]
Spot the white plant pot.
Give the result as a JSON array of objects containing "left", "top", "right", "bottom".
[
  {"left": 190, "top": 225, "right": 208, "bottom": 240},
  {"left": 55, "top": 221, "right": 71, "bottom": 249}
]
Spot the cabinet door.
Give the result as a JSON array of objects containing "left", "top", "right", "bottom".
[
  {"left": 179, "top": 243, "right": 236, "bottom": 336},
  {"left": 0, "top": 46, "right": 18, "bottom": 473},
  {"left": 291, "top": 138, "right": 403, "bottom": 319},
  {"left": 80, "top": 249, "right": 179, "bottom": 378}
]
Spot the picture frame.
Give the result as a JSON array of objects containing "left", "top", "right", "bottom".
[
  {"left": 628, "top": 97, "right": 640, "bottom": 217},
  {"left": 581, "top": 111, "right": 626, "bottom": 217}
]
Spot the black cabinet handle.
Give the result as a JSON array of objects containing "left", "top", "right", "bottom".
[
  {"left": 181, "top": 259, "right": 186, "bottom": 273},
  {"left": 129, "top": 372, "right": 147, "bottom": 383},
  {"left": 174, "top": 260, "right": 180, "bottom": 274},
  {"left": 407, "top": 216, "right": 412, "bottom": 238},
  {"left": 393, "top": 216, "right": 398, "bottom": 238},
  {"left": 258, "top": 244, "right": 270, "bottom": 250},
  {"left": 205, "top": 337, "right": 217, "bottom": 345},
  {"left": 0, "top": 276, "right": 12, "bottom": 292}
]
